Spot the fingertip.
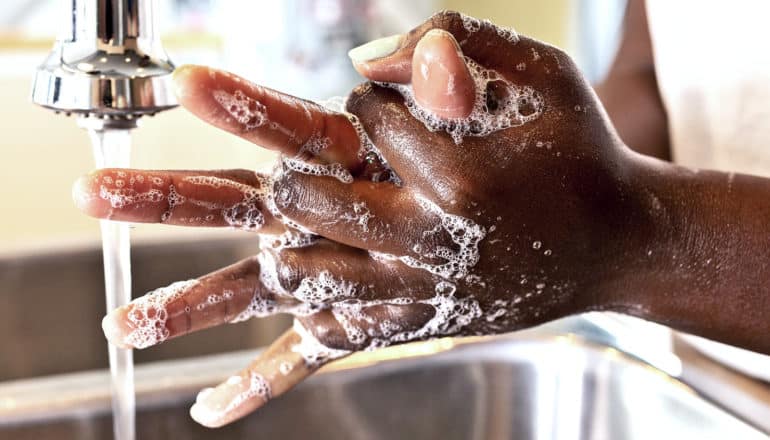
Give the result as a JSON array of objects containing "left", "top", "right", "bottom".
[
  {"left": 171, "top": 64, "right": 214, "bottom": 106},
  {"left": 172, "top": 65, "right": 193, "bottom": 101},
  {"left": 72, "top": 173, "right": 92, "bottom": 210},
  {"left": 412, "top": 28, "right": 475, "bottom": 119},
  {"left": 72, "top": 171, "right": 110, "bottom": 219},
  {"left": 102, "top": 309, "right": 133, "bottom": 349},
  {"left": 189, "top": 374, "right": 269, "bottom": 428},
  {"left": 190, "top": 401, "right": 225, "bottom": 428}
]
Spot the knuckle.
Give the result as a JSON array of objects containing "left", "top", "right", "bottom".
[
  {"left": 428, "top": 10, "right": 464, "bottom": 34},
  {"left": 272, "top": 171, "right": 303, "bottom": 215},
  {"left": 256, "top": 248, "right": 300, "bottom": 296},
  {"left": 271, "top": 249, "right": 304, "bottom": 294},
  {"left": 299, "top": 316, "right": 356, "bottom": 351}
]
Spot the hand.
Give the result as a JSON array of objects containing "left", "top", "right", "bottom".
[{"left": 74, "top": 11, "right": 646, "bottom": 428}]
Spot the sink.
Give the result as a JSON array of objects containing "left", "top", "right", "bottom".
[
  {"left": 1, "top": 334, "right": 767, "bottom": 439},
  {"left": 0, "top": 237, "right": 767, "bottom": 439}
]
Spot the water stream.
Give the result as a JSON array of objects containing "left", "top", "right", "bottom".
[{"left": 88, "top": 128, "right": 136, "bottom": 440}]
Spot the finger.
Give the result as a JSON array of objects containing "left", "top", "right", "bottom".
[
  {"left": 189, "top": 298, "right": 436, "bottom": 428},
  {"left": 274, "top": 168, "right": 486, "bottom": 274},
  {"left": 173, "top": 65, "right": 362, "bottom": 170},
  {"left": 101, "top": 256, "right": 303, "bottom": 349},
  {"left": 73, "top": 168, "right": 285, "bottom": 233},
  {"left": 101, "top": 236, "right": 436, "bottom": 349},
  {"left": 261, "top": 239, "right": 438, "bottom": 304},
  {"left": 298, "top": 302, "right": 436, "bottom": 351},
  {"left": 411, "top": 29, "right": 476, "bottom": 119},
  {"left": 349, "top": 11, "right": 524, "bottom": 82},
  {"left": 189, "top": 326, "right": 325, "bottom": 428}
]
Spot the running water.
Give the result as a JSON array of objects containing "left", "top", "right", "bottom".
[{"left": 88, "top": 128, "right": 135, "bottom": 440}]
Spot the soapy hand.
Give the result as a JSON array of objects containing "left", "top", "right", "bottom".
[{"left": 74, "top": 11, "right": 642, "bottom": 427}]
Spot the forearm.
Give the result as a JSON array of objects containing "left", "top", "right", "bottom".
[{"left": 605, "top": 152, "right": 770, "bottom": 354}]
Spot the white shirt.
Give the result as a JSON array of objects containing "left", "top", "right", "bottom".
[
  {"left": 646, "top": 0, "right": 770, "bottom": 379},
  {"left": 647, "top": 0, "right": 770, "bottom": 176}
]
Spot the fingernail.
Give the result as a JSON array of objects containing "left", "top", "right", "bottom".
[
  {"left": 348, "top": 34, "right": 403, "bottom": 64},
  {"left": 101, "top": 312, "right": 131, "bottom": 349},
  {"left": 171, "top": 65, "right": 195, "bottom": 98},
  {"left": 71, "top": 174, "right": 92, "bottom": 209},
  {"left": 425, "top": 28, "right": 452, "bottom": 38},
  {"left": 422, "top": 28, "right": 460, "bottom": 48}
]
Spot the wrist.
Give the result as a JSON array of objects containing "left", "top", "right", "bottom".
[
  {"left": 596, "top": 151, "right": 770, "bottom": 353},
  {"left": 589, "top": 150, "right": 691, "bottom": 315}
]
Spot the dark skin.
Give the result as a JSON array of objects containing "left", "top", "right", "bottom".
[{"left": 72, "top": 10, "right": 769, "bottom": 428}]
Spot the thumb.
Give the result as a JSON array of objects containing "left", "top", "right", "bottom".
[
  {"left": 349, "top": 29, "right": 475, "bottom": 119},
  {"left": 411, "top": 29, "right": 475, "bottom": 119}
]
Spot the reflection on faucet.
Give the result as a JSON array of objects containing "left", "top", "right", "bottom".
[{"left": 31, "top": 0, "right": 177, "bottom": 129}]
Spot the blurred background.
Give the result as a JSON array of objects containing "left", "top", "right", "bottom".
[{"left": 0, "top": 0, "right": 625, "bottom": 251}]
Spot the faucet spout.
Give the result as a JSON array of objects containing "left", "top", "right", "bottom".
[{"left": 32, "top": 0, "right": 177, "bottom": 128}]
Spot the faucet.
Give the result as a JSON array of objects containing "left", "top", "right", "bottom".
[
  {"left": 30, "top": 4, "right": 178, "bottom": 439},
  {"left": 31, "top": 0, "right": 177, "bottom": 129}
]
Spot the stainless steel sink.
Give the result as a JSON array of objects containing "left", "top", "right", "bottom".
[
  {"left": 2, "top": 334, "right": 767, "bottom": 439},
  {"left": 1, "top": 237, "right": 768, "bottom": 439}
]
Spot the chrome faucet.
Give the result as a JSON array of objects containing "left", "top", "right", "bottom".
[{"left": 31, "top": 0, "right": 177, "bottom": 129}]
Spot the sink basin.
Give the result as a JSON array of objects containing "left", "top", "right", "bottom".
[
  {"left": 1, "top": 334, "right": 766, "bottom": 439},
  {"left": 0, "top": 237, "right": 767, "bottom": 439}
]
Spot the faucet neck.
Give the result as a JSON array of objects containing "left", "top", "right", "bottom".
[{"left": 71, "top": 0, "right": 159, "bottom": 53}]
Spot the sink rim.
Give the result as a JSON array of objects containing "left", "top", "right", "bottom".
[{"left": 1, "top": 324, "right": 765, "bottom": 437}]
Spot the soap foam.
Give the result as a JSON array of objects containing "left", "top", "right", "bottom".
[
  {"left": 338, "top": 281, "right": 483, "bottom": 350},
  {"left": 123, "top": 279, "right": 199, "bottom": 349},
  {"left": 282, "top": 156, "right": 353, "bottom": 184},
  {"left": 459, "top": 13, "right": 520, "bottom": 44},
  {"left": 229, "top": 251, "right": 321, "bottom": 323},
  {"left": 379, "top": 57, "right": 543, "bottom": 144},
  {"left": 293, "top": 270, "right": 358, "bottom": 304},
  {"left": 399, "top": 195, "right": 486, "bottom": 280},
  {"left": 160, "top": 184, "right": 186, "bottom": 222},
  {"left": 192, "top": 372, "right": 271, "bottom": 427},
  {"left": 213, "top": 89, "right": 267, "bottom": 131},
  {"left": 460, "top": 14, "right": 481, "bottom": 33},
  {"left": 341, "top": 201, "right": 373, "bottom": 232},
  {"left": 183, "top": 175, "right": 270, "bottom": 231},
  {"left": 291, "top": 280, "right": 483, "bottom": 349},
  {"left": 298, "top": 134, "right": 331, "bottom": 157},
  {"left": 291, "top": 319, "right": 351, "bottom": 368},
  {"left": 279, "top": 361, "right": 293, "bottom": 376},
  {"left": 229, "top": 291, "right": 320, "bottom": 323},
  {"left": 348, "top": 112, "right": 402, "bottom": 185},
  {"left": 98, "top": 185, "right": 164, "bottom": 209},
  {"left": 261, "top": 230, "right": 319, "bottom": 250}
]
